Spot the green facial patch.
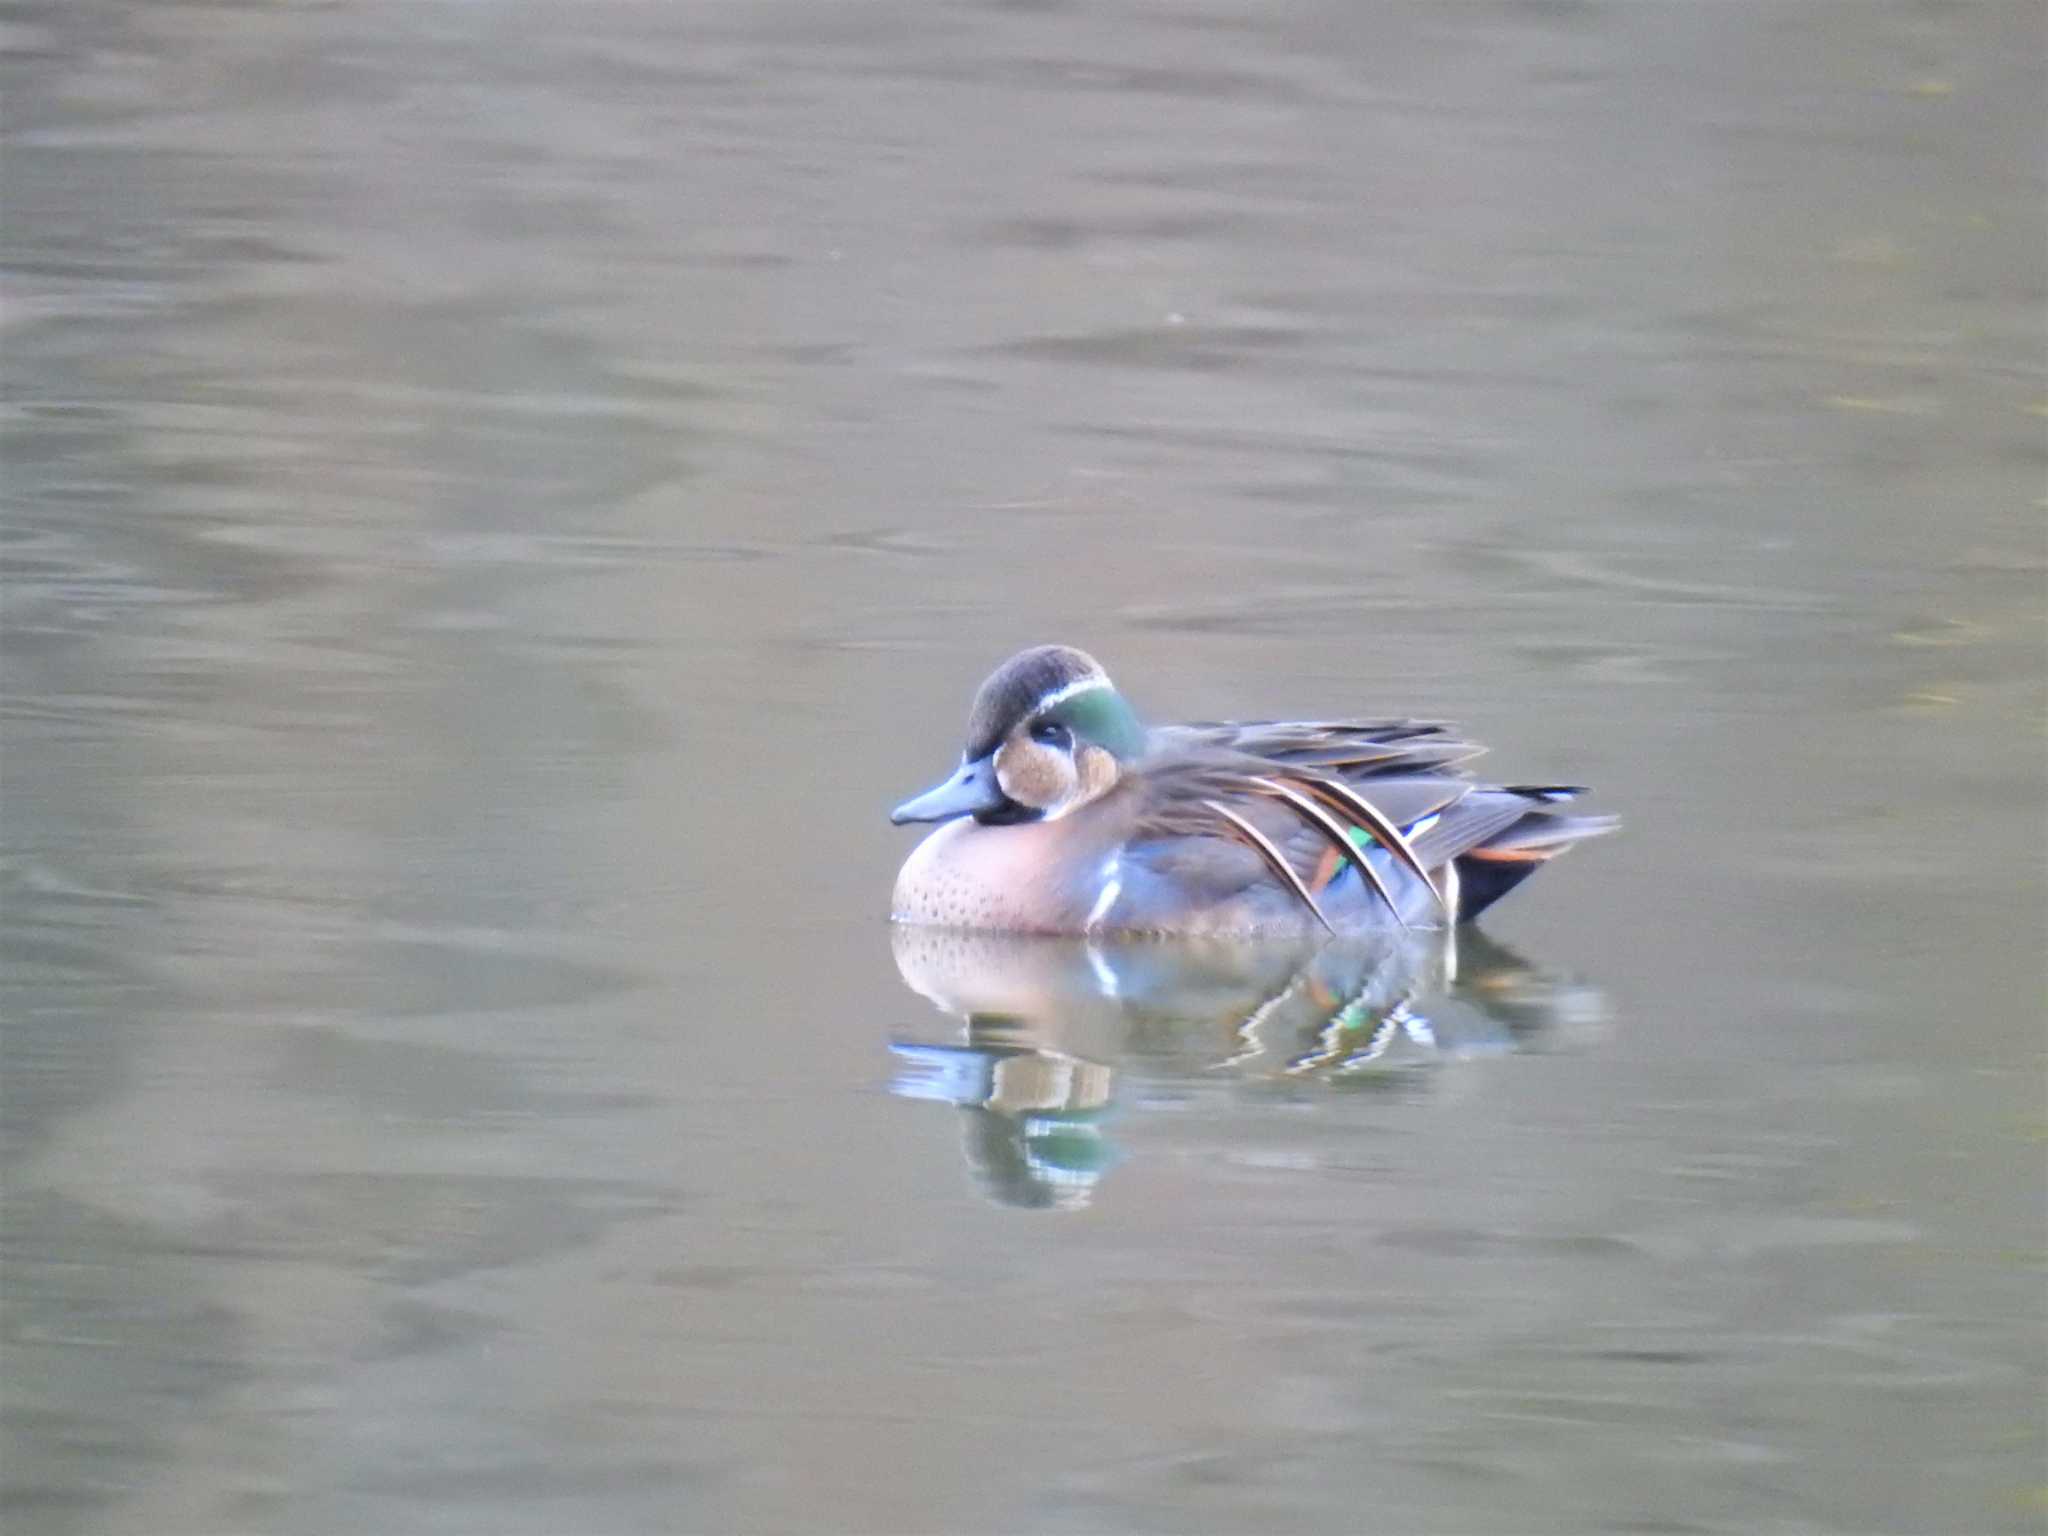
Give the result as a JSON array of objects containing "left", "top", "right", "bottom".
[{"left": 1048, "top": 687, "right": 1146, "bottom": 760}]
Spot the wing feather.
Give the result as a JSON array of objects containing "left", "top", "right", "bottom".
[{"left": 1201, "top": 799, "right": 1335, "bottom": 934}]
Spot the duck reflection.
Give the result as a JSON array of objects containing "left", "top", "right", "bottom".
[{"left": 889, "top": 927, "right": 1605, "bottom": 1209}]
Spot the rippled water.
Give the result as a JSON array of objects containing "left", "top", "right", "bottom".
[{"left": 4, "top": 2, "right": 2043, "bottom": 1532}]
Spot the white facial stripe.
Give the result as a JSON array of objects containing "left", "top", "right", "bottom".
[
  {"left": 1039, "top": 748, "right": 1082, "bottom": 819},
  {"left": 1032, "top": 674, "right": 1111, "bottom": 715}
]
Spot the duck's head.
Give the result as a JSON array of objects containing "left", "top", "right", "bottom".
[{"left": 890, "top": 645, "right": 1147, "bottom": 827}]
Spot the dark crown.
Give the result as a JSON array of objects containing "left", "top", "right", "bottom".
[{"left": 963, "top": 645, "right": 1109, "bottom": 759}]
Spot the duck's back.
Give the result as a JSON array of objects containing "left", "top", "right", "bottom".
[{"left": 1083, "top": 719, "right": 1613, "bottom": 935}]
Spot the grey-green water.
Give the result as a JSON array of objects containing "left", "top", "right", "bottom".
[{"left": 4, "top": 2, "right": 2043, "bottom": 1532}]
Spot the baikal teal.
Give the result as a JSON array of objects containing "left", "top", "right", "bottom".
[{"left": 890, "top": 645, "right": 1615, "bottom": 937}]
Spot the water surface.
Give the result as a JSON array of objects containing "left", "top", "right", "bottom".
[{"left": 4, "top": 2, "right": 2044, "bottom": 1532}]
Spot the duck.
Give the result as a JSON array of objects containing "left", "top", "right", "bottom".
[{"left": 889, "top": 644, "right": 1614, "bottom": 936}]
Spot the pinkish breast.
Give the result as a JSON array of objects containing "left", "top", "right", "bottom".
[{"left": 891, "top": 818, "right": 1086, "bottom": 933}]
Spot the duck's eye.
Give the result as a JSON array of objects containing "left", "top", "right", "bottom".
[{"left": 1029, "top": 720, "right": 1070, "bottom": 748}]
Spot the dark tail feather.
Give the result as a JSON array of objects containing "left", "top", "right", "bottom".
[
  {"left": 1453, "top": 850, "right": 1547, "bottom": 919},
  {"left": 1454, "top": 809, "right": 1618, "bottom": 921}
]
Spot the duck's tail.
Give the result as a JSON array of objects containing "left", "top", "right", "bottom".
[{"left": 1437, "top": 786, "right": 1617, "bottom": 921}]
